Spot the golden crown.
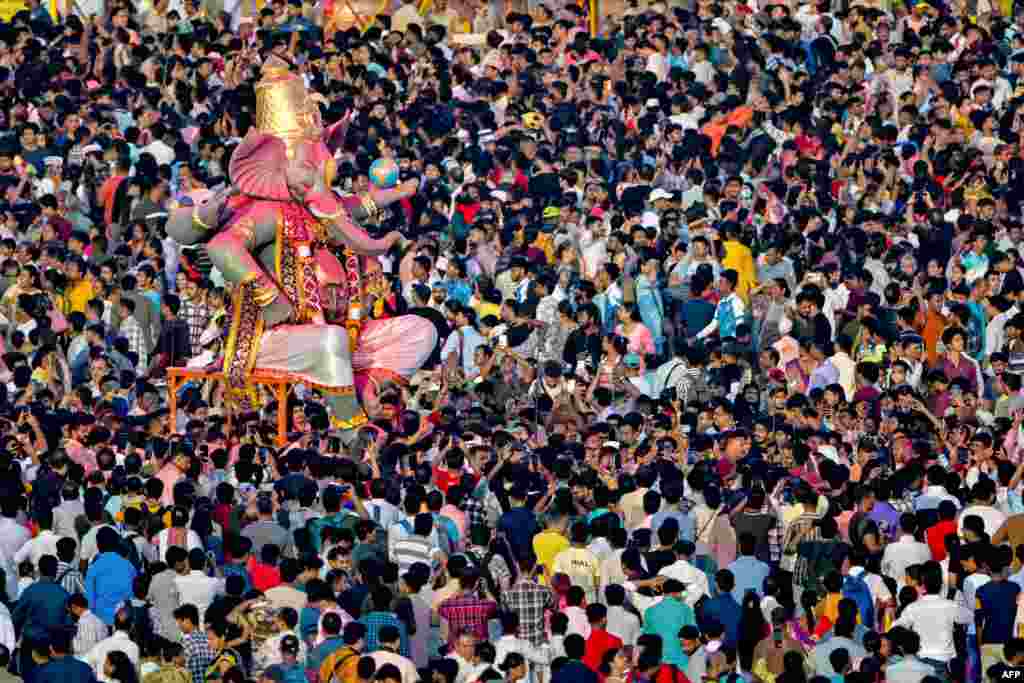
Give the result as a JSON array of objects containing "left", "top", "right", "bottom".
[{"left": 254, "top": 57, "right": 322, "bottom": 158}]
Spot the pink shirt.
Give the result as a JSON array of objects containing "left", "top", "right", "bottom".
[
  {"left": 156, "top": 462, "right": 183, "bottom": 505},
  {"left": 440, "top": 504, "right": 467, "bottom": 541}
]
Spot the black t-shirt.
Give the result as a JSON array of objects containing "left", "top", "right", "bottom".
[
  {"left": 810, "top": 312, "right": 832, "bottom": 347},
  {"left": 645, "top": 548, "right": 676, "bottom": 575}
]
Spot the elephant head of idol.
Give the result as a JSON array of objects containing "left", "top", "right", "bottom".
[{"left": 228, "top": 56, "right": 351, "bottom": 219}]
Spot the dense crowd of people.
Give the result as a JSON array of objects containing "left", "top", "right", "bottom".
[{"left": 8, "top": 1, "right": 1024, "bottom": 683}]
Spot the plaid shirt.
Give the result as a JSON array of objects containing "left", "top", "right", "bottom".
[
  {"left": 358, "top": 611, "right": 410, "bottom": 657},
  {"left": 182, "top": 299, "right": 210, "bottom": 353},
  {"left": 500, "top": 577, "right": 555, "bottom": 647},
  {"left": 120, "top": 315, "right": 149, "bottom": 370},
  {"left": 783, "top": 511, "right": 824, "bottom": 587},
  {"left": 460, "top": 496, "right": 489, "bottom": 543},
  {"left": 182, "top": 630, "right": 215, "bottom": 683},
  {"left": 438, "top": 592, "right": 498, "bottom": 645}
]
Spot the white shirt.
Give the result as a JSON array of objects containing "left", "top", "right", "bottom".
[
  {"left": 74, "top": 0, "right": 103, "bottom": 17},
  {"left": 957, "top": 504, "right": 1007, "bottom": 537},
  {"left": 256, "top": 629, "right": 307, "bottom": 673},
  {"left": 54, "top": 500, "right": 85, "bottom": 539},
  {"left": 660, "top": 558, "right": 710, "bottom": 608},
  {"left": 892, "top": 594, "right": 972, "bottom": 662},
  {"left": 74, "top": 609, "right": 109, "bottom": 656},
  {"left": 142, "top": 140, "right": 175, "bottom": 167},
  {"left": 0, "top": 545, "right": 17, "bottom": 602},
  {"left": 849, "top": 566, "right": 893, "bottom": 606},
  {"left": 606, "top": 604, "right": 641, "bottom": 647},
  {"left": 155, "top": 527, "right": 203, "bottom": 561},
  {"left": 881, "top": 534, "right": 931, "bottom": 584},
  {"left": 493, "top": 634, "right": 549, "bottom": 678},
  {"left": 0, "top": 518, "right": 30, "bottom": 563},
  {"left": 450, "top": 653, "right": 485, "bottom": 683},
  {"left": 563, "top": 605, "right": 591, "bottom": 639},
  {"left": 363, "top": 499, "right": 403, "bottom": 532},
  {"left": 370, "top": 649, "right": 420, "bottom": 683},
  {"left": 830, "top": 351, "right": 857, "bottom": 401},
  {"left": 0, "top": 602, "right": 14, "bottom": 652},
  {"left": 85, "top": 630, "right": 141, "bottom": 682},
  {"left": 962, "top": 573, "right": 991, "bottom": 635},
  {"left": 80, "top": 524, "right": 116, "bottom": 565},
  {"left": 174, "top": 570, "right": 224, "bottom": 626},
  {"left": 14, "top": 529, "right": 63, "bottom": 567}
]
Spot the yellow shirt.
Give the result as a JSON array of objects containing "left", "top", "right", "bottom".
[
  {"left": 722, "top": 240, "right": 756, "bottom": 302},
  {"left": 473, "top": 300, "right": 502, "bottom": 321},
  {"left": 66, "top": 278, "right": 96, "bottom": 314},
  {"left": 533, "top": 529, "right": 570, "bottom": 579}
]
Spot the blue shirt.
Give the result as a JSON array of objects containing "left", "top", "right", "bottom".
[
  {"left": 498, "top": 507, "right": 539, "bottom": 560},
  {"left": 300, "top": 606, "right": 321, "bottom": 643},
  {"left": 12, "top": 578, "right": 71, "bottom": 642},
  {"left": 441, "top": 279, "right": 472, "bottom": 307},
  {"left": 649, "top": 510, "right": 696, "bottom": 542},
  {"left": 977, "top": 579, "right": 1020, "bottom": 645},
  {"left": 727, "top": 555, "right": 772, "bottom": 604},
  {"left": 34, "top": 655, "right": 97, "bottom": 683},
  {"left": 697, "top": 594, "right": 743, "bottom": 649},
  {"left": 359, "top": 611, "right": 409, "bottom": 657},
  {"left": 551, "top": 660, "right": 598, "bottom": 683},
  {"left": 85, "top": 551, "right": 138, "bottom": 625},
  {"left": 222, "top": 562, "right": 252, "bottom": 594}
]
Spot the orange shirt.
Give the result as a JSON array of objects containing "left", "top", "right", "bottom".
[
  {"left": 922, "top": 311, "right": 948, "bottom": 367},
  {"left": 701, "top": 106, "right": 754, "bottom": 156},
  {"left": 99, "top": 175, "right": 127, "bottom": 228}
]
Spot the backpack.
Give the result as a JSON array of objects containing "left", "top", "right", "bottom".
[
  {"left": 125, "top": 599, "right": 156, "bottom": 655},
  {"left": 120, "top": 533, "right": 146, "bottom": 571},
  {"left": 842, "top": 572, "right": 876, "bottom": 629},
  {"left": 369, "top": 505, "right": 389, "bottom": 560},
  {"left": 319, "top": 647, "right": 358, "bottom": 683}
]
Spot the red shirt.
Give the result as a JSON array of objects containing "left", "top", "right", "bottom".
[
  {"left": 927, "top": 519, "right": 958, "bottom": 561},
  {"left": 433, "top": 465, "right": 462, "bottom": 495},
  {"left": 432, "top": 464, "right": 480, "bottom": 495},
  {"left": 247, "top": 558, "right": 282, "bottom": 592},
  {"left": 584, "top": 628, "right": 623, "bottom": 671}
]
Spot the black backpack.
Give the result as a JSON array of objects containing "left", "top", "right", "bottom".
[
  {"left": 119, "top": 533, "right": 146, "bottom": 572},
  {"left": 126, "top": 599, "right": 156, "bottom": 655}
]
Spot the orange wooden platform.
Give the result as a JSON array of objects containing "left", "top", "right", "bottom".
[{"left": 166, "top": 367, "right": 295, "bottom": 445}]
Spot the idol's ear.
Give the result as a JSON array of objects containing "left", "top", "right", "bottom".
[{"left": 229, "top": 130, "right": 291, "bottom": 201}]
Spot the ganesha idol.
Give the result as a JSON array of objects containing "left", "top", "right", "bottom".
[{"left": 166, "top": 57, "right": 436, "bottom": 431}]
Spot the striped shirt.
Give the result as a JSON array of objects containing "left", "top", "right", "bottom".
[
  {"left": 57, "top": 560, "right": 85, "bottom": 595},
  {"left": 391, "top": 535, "right": 441, "bottom": 574}
]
